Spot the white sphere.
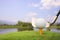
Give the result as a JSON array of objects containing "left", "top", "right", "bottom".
[{"left": 32, "top": 18, "right": 48, "bottom": 28}]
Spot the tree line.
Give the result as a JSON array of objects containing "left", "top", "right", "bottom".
[
  {"left": 0, "top": 21, "right": 33, "bottom": 31},
  {"left": 0, "top": 21, "right": 60, "bottom": 31}
]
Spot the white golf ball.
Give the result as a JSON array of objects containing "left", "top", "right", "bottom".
[{"left": 32, "top": 18, "right": 47, "bottom": 28}]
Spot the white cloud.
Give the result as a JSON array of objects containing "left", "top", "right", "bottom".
[
  {"left": 26, "top": 12, "right": 37, "bottom": 17},
  {"left": 52, "top": 0, "right": 60, "bottom": 6},
  {"left": 40, "top": 0, "right": 60, "bottom": 9},
  {"left": 22, "top": 12, "right": 37, "bottom": 22},
  {"left": 29, "top": 0, "right": 60, "bottom": 9},
  {"left": 28, "top": 3, "right": 39, "bottom": 7}
]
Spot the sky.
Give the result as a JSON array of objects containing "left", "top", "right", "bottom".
[{"left": 0, "top": 0, "right": 60, "bottom": 23}]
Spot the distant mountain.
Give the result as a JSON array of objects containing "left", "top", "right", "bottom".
[{"left": 0, "top": 20, "right": 17, "bottom": 25}]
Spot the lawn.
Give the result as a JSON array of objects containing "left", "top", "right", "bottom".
[{"left": 0, "top": 31, "right": 60, "bottom": 40}]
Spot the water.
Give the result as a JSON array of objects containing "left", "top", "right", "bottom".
[
  {"left": 0, "top": 28, "right": 60, "bottom": 34},
  {"left": 0, "top": 28, "right": 18, "bottom": 34},
  {"left": 51, "top": 28, "right": 60, "bottom": 33},
  {"left": 33, "top": 27, "right": 60, "bottom": 33}
]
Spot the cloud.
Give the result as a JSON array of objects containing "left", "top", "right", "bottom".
[
  {"left": 26, "top": 12, "right": 37, "bottom": 17},
  {"left": 28, "top": 3, "right": 39, "bottom": 7},
  {"left": 22, "top": 12, "right": 37, "bottom": 22},
  {"left": 40, "top": 0, "right": 60, "bottom": 9},
  {"left": 52, "top": 0, "right": 60, "bottom": 6},
  {"left": 29, "top": 0, "right": 60, "bottom": 9}
]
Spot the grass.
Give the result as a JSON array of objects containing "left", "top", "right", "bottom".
[
  {"left": 0, "top": 31, "right": 60, "bottom": 40},
  {"left": 0, "top": 25, "right": 60, "bottom": 29}
]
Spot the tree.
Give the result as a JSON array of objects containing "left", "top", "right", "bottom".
[{"left": 16, "top": 21, "right": 33, "bottom": 31}]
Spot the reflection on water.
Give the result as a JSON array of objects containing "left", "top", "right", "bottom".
[
  {"left": 51, "top": 28, "right": 60, "bottom": 33},
  {"left": 0, "top": 28, "right": 60, "bottom": 34},
  {"left": 0, "top": 28, "right": 18, "bottom": 34}
]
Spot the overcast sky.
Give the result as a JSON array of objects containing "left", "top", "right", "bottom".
[{"left": 0, "top": 0, "right": 60, "bottom": 23}]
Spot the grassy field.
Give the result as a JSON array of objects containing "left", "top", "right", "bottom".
[{"left": 0, "top": 31, "right": 60, "bottom": 40}]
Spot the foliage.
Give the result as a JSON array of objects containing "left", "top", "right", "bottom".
[
  {"left": 50, "top": 26, "right": 60, "bottom": 29},
  {"left": 56, "top": 23, "right": 60, "bottom": 26},
  {"left": 0, "top": 21, "right": 33, "bottom": 31},
  {"left": 0, "top": 21, "right": 60, "bottom": 31}
]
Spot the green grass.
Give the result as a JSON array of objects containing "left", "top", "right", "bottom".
[{"left": 0, "top": 31, "right": 60, "bottom": 40}]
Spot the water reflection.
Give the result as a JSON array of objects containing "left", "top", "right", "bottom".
[
  {"left": 0, "top": 28, "right": 60, "bottom": 34},
  {"left": 51, "top": 28, "right": 60, "bottom": 33},
  {"left": 0, "top": 28, "right": 18, "bottom": 34}
]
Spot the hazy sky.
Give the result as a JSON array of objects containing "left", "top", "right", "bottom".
[{"left": 0, "top": 0, "right": 60, "bottom": 23}]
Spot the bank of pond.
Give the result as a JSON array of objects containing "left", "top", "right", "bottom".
[{"left": 0, "top": 28, "right": 60, "bottom": 34}]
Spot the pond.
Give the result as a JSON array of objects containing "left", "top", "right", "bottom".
[
  {"left": 0, "top": 28, "right": 60, "bottom": 34},
  {"left": 33, "top": 28, "right": 60, "bottom": 33},
  {"left": 51, "top": 28, "right": 60, "bottom": 33},
  {"left": 0, "top": 28, "right": 18, "bottom": 34}
]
